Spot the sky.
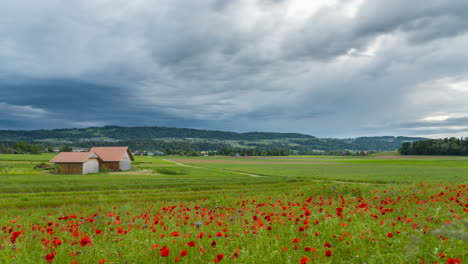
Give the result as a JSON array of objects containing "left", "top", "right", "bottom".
[{"left": 1, "top": 0, "right": 468, "bottom": 138}]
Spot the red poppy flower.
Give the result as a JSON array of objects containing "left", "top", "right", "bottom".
[
  {"left": 180, "top": 249, "right": 187, "bottom": 257},
  {"left": 304, "top": 247, "right": 316, "bottom": 252},
  {"left": 387, "top": 233, "right": 393, "bottom": 238},
  {"left": 446, "top": 258, "right": 462, "bottom": 264},
  {"left": 10, "top": 231, "right": 21, "bottom": 244},
  {"left": 171, "top": 231, "right": 180, "bottom": 237},
  {"left": 325, "top": 250, "right": 332, "bottom": 257},
  {"left": 159, "top": 246, "right": 170, "bottom": 257},
  {"left": 44, "top": 251, "right": 56, "bottom": 262},
  {"left": 292, "top": 238, "right": 302, "bottom": 243},
  {"left": 438, "top": 252, "right": 447, "bottom": 258},
  {"left": 53, "top": 239, "right": 62, "bottom": 247},
  {"left": 300, "top": 257, "right": 310, "bottom": 264},
  {"left": 214, "top": 254, "right": 225, "bottom": 263},
  {"left": 98, "top": 259, "right": 106, "bottom": 264},
  {"left": 80, "top": 236, "right": 92, "bottom": 247},
  {"left": 187, "top": 241, "right": 195, "bottom": 247}
]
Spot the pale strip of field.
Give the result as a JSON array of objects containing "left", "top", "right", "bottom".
[
  {"left": 168, "top": 158, "right": 339, "bottom": 165},
  {"left": 370, "top": 155, "right": 468, "bottom": 160}
]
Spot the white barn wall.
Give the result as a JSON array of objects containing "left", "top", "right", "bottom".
[
  {"left": 119, "top": 152, "right": 132, "bottom": 171},
  {"left": 83, "top": 159, "right": 99, "bottom": 174}
]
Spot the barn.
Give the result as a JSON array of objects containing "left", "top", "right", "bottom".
[
  {"left": 89, "top": 147, "right": 134, "bottom": 171},
  {"left": 49, "top": 152, "right": 102, "bottom": 174}
]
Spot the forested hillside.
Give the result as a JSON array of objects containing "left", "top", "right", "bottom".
[
  {"left": 0, "top": 126, "right": 426, "bottom": 152},
  {"left": 399, "top": 137, "right": 468, "bottom": 155}
]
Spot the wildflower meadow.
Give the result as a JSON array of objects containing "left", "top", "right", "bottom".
[{"left": 0, "top": 154, "right": 466, "bottom": 263}]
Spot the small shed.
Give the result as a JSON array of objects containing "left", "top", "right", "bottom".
[
  {"left": 50, "top": 152, "right": 102, "bottom": 174},
  {"left": 89, "top": 147, "right": 134, "bottom": 171}
]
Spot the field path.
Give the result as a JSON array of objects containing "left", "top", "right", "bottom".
[
  {"left": 220, "top": 169, "right": 265, "bottom": 177},
  {"left": 163, "top": 159, "right": 266, "bottom": 177},
  {"left": 162, "top": 159, "right": 201, "bottom": 168}
]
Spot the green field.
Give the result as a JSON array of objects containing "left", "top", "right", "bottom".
[{"left": 0, "top": 154, "right": 466, "bottom": 263}]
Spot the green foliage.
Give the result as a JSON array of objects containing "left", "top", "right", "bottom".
[
  {"left": 99, "top": 165, "right": 113, "bottom": 173},
  {"left": 53, "top": 163, "right": 62, "bottom": 174},
  {"left": 33, "top": 162, "right": 53, "bottom": 170},
  {"left": 0, "top": 143, "right": 11, "bottom": 154},
  {"left": 12, "top": 141, "right": 42, "bottom": 154},
  {"left": 399, "top": 137, "right": 468, "bottom": 156},
  {"left": 59, "top": 145, "right": 73, "bottom": 152}
]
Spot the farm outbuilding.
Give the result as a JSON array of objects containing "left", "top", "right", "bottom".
[
  {"left": 89, "top": 147, "right": 134, "bottom": 171},
  {"left": 49, "top": 152, "right": 102, "bottom": 174}
]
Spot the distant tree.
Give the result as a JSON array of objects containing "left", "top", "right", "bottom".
[
  {"left": 47, "top": 147, "right": 54, "bottom": 153},
  {"left": 14, "top": 142, "right": 30, "bottom": 153},
  {"left": 0, "top": 144, "right": 10, "bottom": 154},
  {"left": 398, "top": 142, "right": 412, "bottom": 155},
  {"left": 29, "top": 145, "right": 42, "bottom": 154},
  {"left": 59, "top": 146, "right": 72, "bottom": 152}
]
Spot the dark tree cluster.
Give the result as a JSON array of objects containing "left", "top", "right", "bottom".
[
  {"left": 399, "top": 137, "right": 468, "bottom": 156},
  {"left": 12, "top": 142, "right": 42, "bottom": 154}
]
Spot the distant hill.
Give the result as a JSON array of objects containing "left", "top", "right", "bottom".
[
  {"left": 0, "top": 126, "right": 314, "bottom": 141},
  {"left": 0, "top": 126, "right": 427, "bottom": 152}
]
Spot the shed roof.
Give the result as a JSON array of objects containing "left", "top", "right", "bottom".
[
  {"left": 89, "top": 147, "right": 134, "bottom": 162},
  {"left": 50, "top": 152, "right": 101, "bottom": 163}
]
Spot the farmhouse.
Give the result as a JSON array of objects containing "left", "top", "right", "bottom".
[
  {"left": 50, "top": 152, "right": 101, "bottom": 174},
  {"left": 89, "top": 147, "right": 134, "bottom": 171}
]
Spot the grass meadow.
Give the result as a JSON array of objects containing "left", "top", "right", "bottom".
[{"left": 0, "top": 153, "right": 466, "bottom": 263}]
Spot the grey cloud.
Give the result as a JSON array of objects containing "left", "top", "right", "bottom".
[
  {"left": 0, "top": 0, "right": 468, "bottom": 138},
  {"left": 285, "top": 0, "right": 468, "bottom": 60},
  {"left": 397, "top": 117, "right": 468, "bottom": 129}
]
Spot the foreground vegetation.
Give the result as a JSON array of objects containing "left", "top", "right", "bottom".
[{"left": 0, "top": 154, "right": 466, "bottom": 263}]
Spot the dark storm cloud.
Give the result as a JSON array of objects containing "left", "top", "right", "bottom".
[{"left": 0, "top": 0, "right": 468, "bottom": 137}]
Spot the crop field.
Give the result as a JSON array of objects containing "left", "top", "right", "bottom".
[{"left": 0, "top": 153, "right": 466, "bottom": 263}]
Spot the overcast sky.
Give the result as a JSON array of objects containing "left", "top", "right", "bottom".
[{"left": 1, "top": 0, "right": 468, "bottom": 138}]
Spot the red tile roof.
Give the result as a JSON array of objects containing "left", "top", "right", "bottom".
[
  {"left": 50, "top": 152, "right": 101, "bottom": 163},
  {"left": 89, "top": 147, "right": 134, "bottom": 162}
]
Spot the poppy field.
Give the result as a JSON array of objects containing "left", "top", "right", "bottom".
[{"left": 0, "top": 154, "right": 466, "bottom": 263}]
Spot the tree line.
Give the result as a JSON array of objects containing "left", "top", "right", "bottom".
[{"left": 399, "top": 137, "right": 468, "bottom": 155}]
